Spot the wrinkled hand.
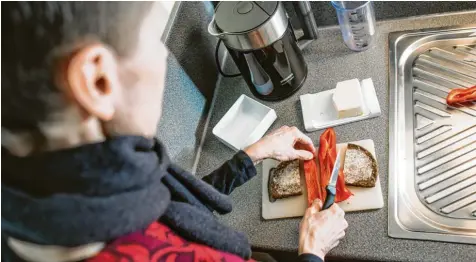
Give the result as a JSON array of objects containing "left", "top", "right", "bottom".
[
  {"left": 298, "top": 199, "right": 348, "bottom": 260},
  {"left": 244, "top": 126, "right": 316, "bottom": 162}
]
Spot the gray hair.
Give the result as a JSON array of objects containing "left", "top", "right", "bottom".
[{"left": 1, "top": 1, "right": 154, "bottom": 133}]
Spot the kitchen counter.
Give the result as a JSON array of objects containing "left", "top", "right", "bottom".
[{"left": 195, "top": 11, "right": 476, "bottom": 262}]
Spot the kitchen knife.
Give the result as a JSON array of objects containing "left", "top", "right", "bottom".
[{"left": 322, "top": 150, "right": 342, "bottom": 210}]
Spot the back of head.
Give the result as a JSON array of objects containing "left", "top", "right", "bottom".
[{"left": 1, "top": 1, "right": 155, "bottom": 151}]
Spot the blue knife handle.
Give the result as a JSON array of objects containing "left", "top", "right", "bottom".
[{"left": 322, "top": 186, "right": 336, "bottom": 210}]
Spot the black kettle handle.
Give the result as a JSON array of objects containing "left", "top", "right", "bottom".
[{"left": 291, "top": 1, "right": 319, "bottom": 50}]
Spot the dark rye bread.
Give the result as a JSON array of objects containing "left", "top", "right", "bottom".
[
  {"left": 343, "top": 143, "right": 378, "bottom": 187},
  {"left": 268, "top": 160, "right": 302, "bottom": 202}
]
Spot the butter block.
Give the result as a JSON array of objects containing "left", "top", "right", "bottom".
[{"left": 332, "top": 79, "right": 364, "bottom": 119}]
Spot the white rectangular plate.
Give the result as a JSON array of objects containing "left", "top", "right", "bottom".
[
  {"left": 300, "top": 78, "right": 381, "bottom": 132},
  {"left": 262, "top": 139, "right": 384, "bottom": 220}
]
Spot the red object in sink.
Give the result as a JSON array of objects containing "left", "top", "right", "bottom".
[
  {"left": 446, "top": 85, "right": 476, "bottom": 105},
  {"left": 303, "top": 128, "right": 353, "bottom": 207}
]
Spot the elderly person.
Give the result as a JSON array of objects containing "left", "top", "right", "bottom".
[{"left": 1, "top": 2, "right": 348, "bottom": 262}]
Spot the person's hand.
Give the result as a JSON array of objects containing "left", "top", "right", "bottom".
[
  {"left": 244, "top": 126, "right": 316, "bottom": 162},
  {"left": 298, "top": 199, "right": 348, "bottom": 260}
]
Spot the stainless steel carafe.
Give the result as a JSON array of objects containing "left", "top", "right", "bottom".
[{"left": 209, "top": 1, "right": 318, "bottom": 101}]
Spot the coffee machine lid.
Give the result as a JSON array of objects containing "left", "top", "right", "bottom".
[{"left": 215, "top": 1, "right": 278, "bottom": 34}]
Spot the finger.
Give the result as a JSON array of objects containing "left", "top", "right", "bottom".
[
  {"left": 295, "top": 141, "right": 316, "bottom": 156},
  {"left": 291, "top": 128, "right": 316, "bottom": 154},
  {"left": 304, "top": 206, "right": 313, "bottom": 218},
  {"left": 293, "top": 149, "right": 314, "bottom": 160},
  {"left": 298, "top": 220, "right": 305, "bottom": 231},
  {"left": 274, "top": 151, "right": 300, "bottom": 162},
  {"left": 330, "top": 240, "right": 340, "bottom": 250},
  {"left": 342, "top": 218, "right": 349, "bottom": 230},
  {"left": 295, "top": 145, "right": 315, "bottom": 160},
  {"left": 330, "top": 203, "right": 345, "bottom": 217},
  {"left": 337, "top": 230, "right": 345, "bottom": 240},
  {"left": 311, "top": 198, "right": 323, "bottom": 212},
  {"left": 304, "top": 204, "right": 316, "bottom": 218},
  {"left": 306, "top": 203, "right": 320, "bottom": 218}
]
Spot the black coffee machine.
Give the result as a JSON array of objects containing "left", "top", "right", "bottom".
[{"left": 209, "top": 1, "right": 318, "bottom": 101}]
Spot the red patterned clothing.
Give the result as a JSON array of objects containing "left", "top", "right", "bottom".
[{"left": 87, "top": 222, "right": 255, "bottom": 262}]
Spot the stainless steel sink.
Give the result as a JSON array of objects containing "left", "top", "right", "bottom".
[{"left": 388, "top": 25, "right": 476, "bottom": 244}]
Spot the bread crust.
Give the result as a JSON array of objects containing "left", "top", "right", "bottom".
[
  {"left": 343, "top": 143, "right": 378, "bottom": 187},
  {"left": 268, "top": 160, "right": 302, "bottom": 202}
]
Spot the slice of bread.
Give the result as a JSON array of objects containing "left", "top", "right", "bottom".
[
  {"left": 343, "top": 143, "right": 378, "bottom": 187},
  {"left": 268, "top": 160, "right": 302, "bottom": 202}
]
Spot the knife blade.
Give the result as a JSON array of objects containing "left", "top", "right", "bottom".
[{"left": 322, "top": 150, "right": 342, "bottom": 210}]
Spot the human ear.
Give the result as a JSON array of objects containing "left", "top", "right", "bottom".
[{"left": 64, "top": 44, "right": 119, "bottom": 121}]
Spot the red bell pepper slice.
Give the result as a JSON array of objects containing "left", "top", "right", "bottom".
[
  {"left": 335, "top": 169, "right": 353, "bottom": 202},
  {"left": 304, "top": 128, "right": 352, "bottom": 207},
  {"left": 446, "top": 86, "right": 476, "bottom": 105},
  {"left": 303, "top": 159, "right": 321, "bottom": 207}
]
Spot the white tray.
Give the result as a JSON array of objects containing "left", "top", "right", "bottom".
[
  {"left": 300, "top": 78, "right": 381, "bottom": 132},
  {"left": 213, "top": 94, "right": 277, "bottom": 151}
]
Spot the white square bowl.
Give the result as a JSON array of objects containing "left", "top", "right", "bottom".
[{"left": 213, "top": 94, "right": 277, "bottom": 151}]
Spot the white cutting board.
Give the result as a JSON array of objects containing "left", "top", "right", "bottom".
[{"left": 262, "top": 139, "right": 384, "bottom": 220}]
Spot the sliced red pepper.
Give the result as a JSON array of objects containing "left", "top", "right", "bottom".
[
  {"left": 318, "top": 128, "right": 336, "bottom": 201},
  {"left": 303, "top": 159, "right": 321, "bottom": 207},
  {"left": 304, "top": 128, "right": 352, "bottom": 207},
  {"left": 335, "top": 169, "right": 353, "bottom": 202},
  {"left": 446, "top": 86, "right": 476, "bottom": 105}
]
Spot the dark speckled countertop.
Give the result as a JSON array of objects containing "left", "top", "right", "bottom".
[{"left": 195, "top": 11, "right": 476, "bottom": 262}]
